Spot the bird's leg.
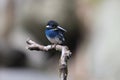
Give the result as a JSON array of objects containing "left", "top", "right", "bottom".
[
  {"left": 50, "top": 43, "right": 57, "bottom": 48},
  {"left": 53, "top": 44, "right": 57, "bottom": 48}
]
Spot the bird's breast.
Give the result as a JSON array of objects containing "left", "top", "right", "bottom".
[{"left": 45, "top": 29, "right": 58, "bottom": 38}]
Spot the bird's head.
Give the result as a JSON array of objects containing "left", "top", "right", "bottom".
[{"left": 46, "top": 20, "right": 58, "bottom": 29}]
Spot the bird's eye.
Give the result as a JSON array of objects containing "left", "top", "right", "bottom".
[{"left": 52, "top": 26, "right": 57, "bottom": 28}]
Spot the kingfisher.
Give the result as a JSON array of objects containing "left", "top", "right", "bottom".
[{"left": 45, "top": 20, "right": 67, "bottom": 44}]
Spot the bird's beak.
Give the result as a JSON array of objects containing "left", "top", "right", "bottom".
[{"left": 46, "top": 25, "right": 49, "bottom": 28}]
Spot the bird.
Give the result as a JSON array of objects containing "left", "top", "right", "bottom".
[{"left": 45, "top": 20, "right": 67, "bottom": 45}]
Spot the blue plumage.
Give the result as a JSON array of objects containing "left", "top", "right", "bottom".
[{"left": 45, "top": 20, "right": 66, "bottom": 44}]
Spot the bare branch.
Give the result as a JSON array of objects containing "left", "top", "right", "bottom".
[{"left": 26, "top": 39, "right": 72, "bottom": 80}]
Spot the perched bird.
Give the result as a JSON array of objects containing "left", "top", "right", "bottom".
[{"left": 45, "top": 20, "right": 67, "bottom": 44}]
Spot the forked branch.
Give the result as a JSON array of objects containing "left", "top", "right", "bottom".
[{"left": 26, "top": 39, "right": 72, "bottom": 80}]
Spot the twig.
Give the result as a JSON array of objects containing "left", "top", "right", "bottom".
[{"left": 26, "top": 39, "right": 72, "bottom": 80}]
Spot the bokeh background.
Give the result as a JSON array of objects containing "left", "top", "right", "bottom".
[{"left": 0, "top": 0, "right": 120, "bottom": 80}]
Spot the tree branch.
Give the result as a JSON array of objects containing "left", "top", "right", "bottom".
[{"left": 26, "top": 39, "right": 72, "bottom": 80}]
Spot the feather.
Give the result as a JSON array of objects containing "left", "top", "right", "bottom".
[{"left": 57, "top": 26, "right": 67, "bottom": 32}]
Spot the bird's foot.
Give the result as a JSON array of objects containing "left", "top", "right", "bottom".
[{"left": 53, "top": 44, "right": 57, "bottom": 48}]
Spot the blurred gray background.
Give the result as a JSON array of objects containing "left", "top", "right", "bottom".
[{"left": 0, "top": 0, "right": 120, "bottom": 80}]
